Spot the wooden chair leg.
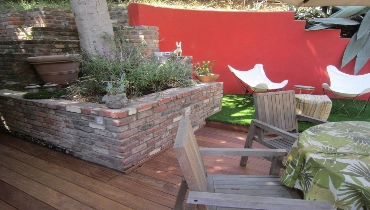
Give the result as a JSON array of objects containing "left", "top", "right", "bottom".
[
  {"left": 269, "top": 156, "right": 283, "bottom": 175},
  {"left": 174, "top": 178, "right": 189, "bottom": 210},
  {"left": 240, "top": 124, "right": 256, "bottom": 166}
]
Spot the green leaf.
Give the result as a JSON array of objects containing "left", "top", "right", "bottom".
[
  {"left": 313, "top": 18, "right": 360, "bottom": 25},
  {"left": 306, "top": 23, "right": 331, "bottom": 31},
  {"left": 357, "top": 10, "right": 370, "bottom": 40},
  {"left": 330, "top": 6, "right": 368, "bottom": 18},
  {"left": 338, "top": 180, "right": 370, "bottom": 209},
  {"left": 341, "top": 32, "right": 368, "bottom": 68},
  {"left": 355, "top": 36, "right": 370, "bottom": 74}
]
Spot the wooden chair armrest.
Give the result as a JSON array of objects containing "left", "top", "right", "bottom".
[
  {"left": 187, "top": 191, "right": 332, "bottom": 210},
  {"left": 199, "top": 148, "right": 287, "bottom": 157},
  {"left": 297, "top": 114, "right": 328, "bottom": 124},
  {"left": 252, "top": 119, "right": 298, "bottom": 142}
]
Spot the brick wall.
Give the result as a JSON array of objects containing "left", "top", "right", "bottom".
[
  {"left": 32, "top": 27, "right": 79, "bottom": 40},
  {"left": 0, "top": 7, "right": 129, "bottom": 41},
  {"left": 109, "top": 6, "right": 129, "bottom": 28},
  {"left": 0, "top": 10, "right": 26, "bottom": 41},
  {"left": 0, "top": 40, "right": 80, "bottom": 89},
  {"left": 0, "top": 8, "right": 76, "bottom": 41},
  {"left": 115, "top": 26, "right": 159, "bottom": 56},
  {"left": 0, "top": 82, "right": 223, "bottom": 172}
]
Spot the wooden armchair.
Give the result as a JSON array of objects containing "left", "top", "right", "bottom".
[
  {"left": 239, "top": 90, "right": 328, "bottom": 166},
  {"left": 173, "top": 116, "right": 331, "bottom": 210}
]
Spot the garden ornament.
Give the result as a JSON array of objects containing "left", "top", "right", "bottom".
[{"left": 173, "top": 41, "right": 182, "bottom": 56}]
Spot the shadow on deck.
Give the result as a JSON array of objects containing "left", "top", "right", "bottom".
[{"left": 0, "top": 125, "right": 272, "bottom": 210}]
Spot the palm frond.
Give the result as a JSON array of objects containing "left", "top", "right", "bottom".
[
  {"left": 342, "top": 162, "right": 370, "bottom": 183},
  {"left": 338, "top": 181, "right": 370, "bottom": 209}
]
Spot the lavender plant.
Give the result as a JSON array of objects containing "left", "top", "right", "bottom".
[
  {"left": 105, "top": 73, "right": 127, "bottom": 95},
  {"left": 66, "top": 29, "right": 194, "bottom": 102}
]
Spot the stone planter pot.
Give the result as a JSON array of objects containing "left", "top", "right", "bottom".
[
  {"left": 102, "top": 93, "right": 128, "bottom": 109},
  {"left": 195, "top": 74, "right": 219, "bottom": 83},
  {"left": 27, "top": 54, "right": 81, "bottom": 85}
]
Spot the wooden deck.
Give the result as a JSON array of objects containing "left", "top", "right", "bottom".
[{"left": 0, "top": 125, "right": 273, "bottom": 210}]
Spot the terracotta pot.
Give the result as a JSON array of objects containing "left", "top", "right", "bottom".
[
  {"left": 27, "top": 54, "right": 81, "bottom": 85},
  {"left": 195, "top": 74, "right": 219, "bottom": 83}
]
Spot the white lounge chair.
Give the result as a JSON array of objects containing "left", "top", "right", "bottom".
[
  {"left": 322, "top": 65, "right": 370, "bottom": 116},
  {"left": 228, "top": 64, "right": 288, "bottom": 100}
]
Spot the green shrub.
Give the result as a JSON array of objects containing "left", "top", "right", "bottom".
[{"left": 66, "top": 29, "right": 195, "bottom": 103}]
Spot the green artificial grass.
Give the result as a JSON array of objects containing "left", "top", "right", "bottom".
[
  {"left": 207, "top": 94, "right": 370, "bottom": 132},
  {"left": 207, "top": 95, "right": 255, "bottom": 126},
  {"left": 23, "top": 90, "right": 66, "bottom": 100}
]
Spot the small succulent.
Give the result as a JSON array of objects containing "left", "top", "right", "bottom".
[{"left": 105, "top": 73, "right": 128, "bottom": 95}]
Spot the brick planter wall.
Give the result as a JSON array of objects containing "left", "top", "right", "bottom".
[{"left": 0, "top": 82, "right": 223, "bottom": 172}]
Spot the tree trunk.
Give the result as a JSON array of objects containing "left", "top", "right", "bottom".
[{"left": 69, "top": 0, "right": 114, "bottom": 55}]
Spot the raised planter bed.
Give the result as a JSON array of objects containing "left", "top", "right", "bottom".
[{"left": 0, "top": 82, "right": 223, "bottom": 172}]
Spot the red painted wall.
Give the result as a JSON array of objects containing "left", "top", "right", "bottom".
[{"left": 128, "top": 3, "right": 370, "bottom": 99}]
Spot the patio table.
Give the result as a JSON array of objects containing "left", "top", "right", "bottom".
[{"left": 281, "top": 121, "right": 370, "bottom": 210}]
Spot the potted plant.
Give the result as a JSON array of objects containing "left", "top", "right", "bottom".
[
  {"left": 102, "top": 73, "right": 128, "bottom": 109},
  {"left": 192, "top": 60, "right": 219, "bottom": 83}
]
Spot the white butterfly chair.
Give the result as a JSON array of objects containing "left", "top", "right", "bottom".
[
  {"left": 322, "top": 65, "right": 370, "bottom": 116},
  {"left": 228, "top": 64, "right": 288, "bottom": 100}
]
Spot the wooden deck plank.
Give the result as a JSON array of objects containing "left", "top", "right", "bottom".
[
  {"left": 0, "top": 134, "right": 121, "bottom": 182},
  {"left": 141, "top": 155, "right": 183, "bottom": 176},
  {"left": 0, "top": 124, "right": 279, "bottom": 210},
  {"left": 152, "top": 136, "right": 272, "bottom": 174},
  {"left": 121, "top": 171, "right": 180, "bottom": 196},
  {"left": 0, "top": 153, "right": 132, "bottom": 210},
  {"left": 134, "top": 164, "right": 183, "bottom": 185},
  {"left": 0, "top": 165, "right": 94, "bottom": 210},
  {"left": 0, "top": 143, "right": 170, "bottom": 210},
  {"left": 0, "top": 180, "right": 55, "bottom": 210},
  {"left": 0, "top": 199, "right": 17, "bottom": 210},
  {"left": 106, "top": 175, "right": 176, "bottom": 208}
]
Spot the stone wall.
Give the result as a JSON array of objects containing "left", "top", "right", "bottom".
[{"left": 0, "top": 82, "right": 223, "bottom": 172}]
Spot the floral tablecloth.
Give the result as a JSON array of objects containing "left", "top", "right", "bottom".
[{"left": 281, "top": 121, "right": 370, "bottom": 210}]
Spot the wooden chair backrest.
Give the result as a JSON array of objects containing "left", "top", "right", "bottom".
[
  {"left": 173, "top": 116, "right": 208, "bottom": 192},
  {"left": 254, "top": 90, "right": 298, "bottom": 133}
]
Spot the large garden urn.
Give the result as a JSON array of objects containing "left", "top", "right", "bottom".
[{"left": 27, "top": 54, "right": 81, "bottom": 85}]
